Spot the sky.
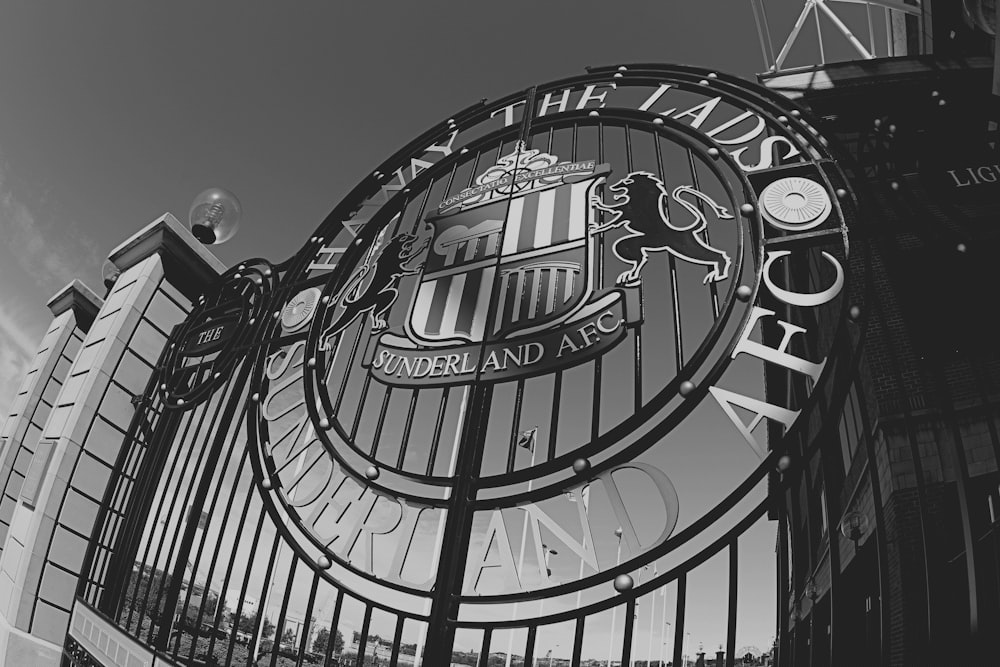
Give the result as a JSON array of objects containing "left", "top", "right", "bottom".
[
  {"left": 0, "top": 0, "right": 862, "bottom": 660},
  {"left": 0, "top": 0, "right": 862, "bottom": 413}
]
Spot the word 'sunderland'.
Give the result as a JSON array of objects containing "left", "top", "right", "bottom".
[{"left": 366, "top": 290, "right": 635, "bottom": 385}]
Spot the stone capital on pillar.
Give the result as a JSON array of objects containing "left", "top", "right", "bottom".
[
  {"left": 107, "top": 212, "right": 226, "bottom": 299},
  {"left": 45, "top": 281, "right": 102, "bottom": 334}
]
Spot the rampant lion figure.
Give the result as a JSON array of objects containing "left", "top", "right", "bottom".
[
  {"left": 322, "top": 232, "right": 427, "bottom": 341},
  {"left": 590, "top": 171, "right": 734, "bottom": 286}
]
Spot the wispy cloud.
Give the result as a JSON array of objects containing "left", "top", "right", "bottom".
[
  {"left": 0, "top": 155, "right": 102, "bottom": 293},
  {"left": 0, "top": 151, "right": 95, "bottom": 420},
  {"left": 0, "top": 302, "right": 38, "bottom": 357},
  {"left": 0, "top": 300, "right": 37, "bottom": 420}
]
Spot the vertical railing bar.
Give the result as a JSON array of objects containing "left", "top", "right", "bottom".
[
  {"left": 673, "top": 573, "right": 686, "bottom": 667},
  {"left": 652, "top": 131, "right": 684, "bottom": 369},
  {"left": 267, "top": 556, "right": 300, "bottom": 667},
  {"left": 333, "top": 322, "right": 366, "bottom": 415},
  {"left": 398, "top": 389, "right": 421, "bottom": 469},
  {"left": 416, "top": 147, "right": 485, "bottom": 473},
  {"left": 180, "top": 447, "right": 252, "bottom": 659},
  {"left": 350, "top": 374, "right": 374, "bottom": 441},
  {"left": 543, "top": 125, "right": 562, "bottom": 465},
  {"left": 621, "top": 598, "right": 636, "bottom": 667},
  {"left": 591, "top": 120, "right": 605, "bottom": 442},
  {"left": 370, "top": 385, "right": 394, "bottom": 457},
  {"left": 478, "top": 627, "right": 492, "bottom": 667},
  {"left": 224, "top": 509, "right": 269, "bottom": 665},
  {"left": 323, "top": 591, "right": 346, "bottom": 667},
  {"left": 242, "top": 531, "right": 282, "bottom": 667},
  {"left": 125, "top": 405, "right": 200, "bottom": 633},
  {"left": 93, "top": 403, "right": 168, "bottom": 615},
  {"left": 438, "top": 160, "right": 462, "bottom": 217},
  {"left": 591, "top": 122, "right": 600, "bottom": 287},
  {"left": 150, "top": 384, "right": 251, "bottom": 648},
  {"left": 389, "top": 615, "right": 405, "bottom": 667},
  {"left": 685, "top": 147, "right": 720, "bottom": 318},
  {"left": 623, "top": 123, "right": 643, "bottom": 412},
  {"left": 357, "top": 605, "right": 374, "bottom": 667},
  {"left": 572, "top": 616, "right": 585, "bottom": 666},
  {"left": 776, "top": 506, "right": 789, "bottom": 667},
  {"left": 506, "top": 379, "right": 527, "bottom": 474},
  {"left": 136, "top": 367, "right": 237, "bottom": 619},
  {"left": 726, "top": 540, "right": 738, "bottom": 667},
  {"left": 404, "top": 162, "right": 438, "bottom": 240},
  {"left": 136, "top": 399, "right": 218, "bottom": 639},
  {"left": 524, "top": 625, "right": 537, "bottom": 666},
  {"left": 426, "top": 387, "right": 452, "bottom": 476},
  {"left": 294, "top": 570, "right": 321, "bottom": 667},
  {"left": 548, "top": 372, "right": 562, "bottom": 462},
  {"left": 207, "top": 469, "right": 258, "bottom": 658}
]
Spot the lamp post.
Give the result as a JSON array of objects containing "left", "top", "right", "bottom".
[{"left": 607, "top": 527, "right": 624, "bottom": 667}]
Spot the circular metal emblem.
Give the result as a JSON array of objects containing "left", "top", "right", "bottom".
[
  {"left": 160, "top": 260, "right": 274, "bottom": 408},
  {"left": 246, "top": 66, "right": 857, "bottom": 640},
  {"left": 281, "top": 287, "right": 320, "bottom": 332},
  {"left": 759, "top": 175, "right": 832, "bottom": 231}
]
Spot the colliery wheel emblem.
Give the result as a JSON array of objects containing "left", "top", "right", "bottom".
[
  {"left": 280, "top": 287, "right": 321, "bottom": 332},
  {"left": 759, "top": 175, "right": 832, "bottom": 230}
]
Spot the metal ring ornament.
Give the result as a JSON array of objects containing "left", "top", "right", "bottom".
[
  {"left": 759, "top": 175, "right": 832, "bottom": 231},
  {"left": 159, "top": 259, "right": 275, "bottom": 409},
  {"left": 245, "top": 65, "right": 861, "bottom": 620}
]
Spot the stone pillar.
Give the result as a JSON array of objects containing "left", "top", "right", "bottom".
[
  {"left": 0, "top": 282, "right": 102, "bottom": 559},
  {"left": 0, "top": 282, "right": 101, "bottom": 665},
  {"left": 0, "top": 213, "right": 223, "bottom": 665}
]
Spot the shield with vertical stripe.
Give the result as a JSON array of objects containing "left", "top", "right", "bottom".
[{"left": 406, "top": 170, "right": 605, "bottom": 345}]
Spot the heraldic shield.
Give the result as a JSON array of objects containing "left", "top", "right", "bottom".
[
  {"left": 369, "top": 145, "right": 640, "bottom": 387},
  {"left": 408, "top": 174, "right": 606, "bottom": 345}
]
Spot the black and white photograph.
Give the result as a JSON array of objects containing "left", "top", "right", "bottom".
[{"left": 0, "top": 2, "right": 998, "bottom": 665}]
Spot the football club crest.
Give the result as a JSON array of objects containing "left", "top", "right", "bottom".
[{"left": 359, "top": 142, "right": 736, "bottom": 387}]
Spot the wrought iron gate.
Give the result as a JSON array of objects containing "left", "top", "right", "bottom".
[{"left": 71, "top": 65, "right": 863, "bottom": 667}]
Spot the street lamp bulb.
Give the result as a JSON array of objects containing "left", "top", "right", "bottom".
[
  {"left": 839, "top": 511, "right": 869, "bottom": 543},
  {"left": 189, "top": 187, "right": 242, "bottom": 244}
]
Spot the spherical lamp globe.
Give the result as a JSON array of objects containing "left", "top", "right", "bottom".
[{"left": 189, "top": 187, "right": 242, "bottom": 244}]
